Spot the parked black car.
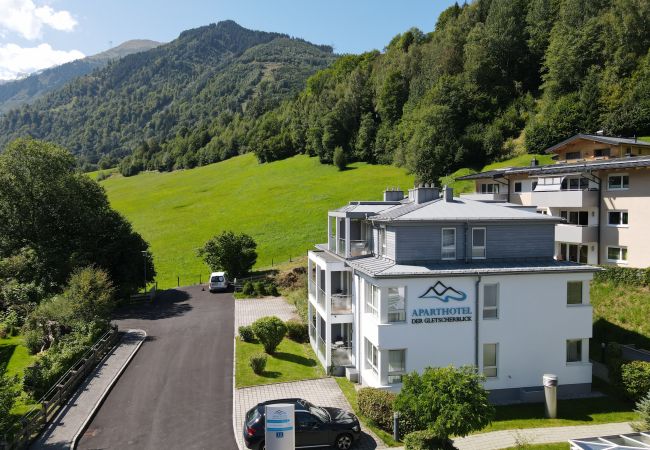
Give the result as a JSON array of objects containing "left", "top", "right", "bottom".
[{"left": 243, "top": 398, "right": 361, "bottom": 449}]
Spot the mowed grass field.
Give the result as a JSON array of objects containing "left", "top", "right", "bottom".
[{"left": 99, "top": 153, "right": 414, "bottom": 288}]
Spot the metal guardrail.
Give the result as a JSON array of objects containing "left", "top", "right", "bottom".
[{"left": 0, "top": 326, "right": 120, "bottom": 450}]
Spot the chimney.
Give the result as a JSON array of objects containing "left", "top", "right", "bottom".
[
  {"left": 383, "top": 187, "right": 404, "bottom": 202},
  {"left": 443, "top": 185, "right": 454, "bottom": 202},
  {"left": 531, "top": 157, "right": 539, "bottom": 167},
  {"left": 408, "top": 183, "right": 439, "bottom": 204}
]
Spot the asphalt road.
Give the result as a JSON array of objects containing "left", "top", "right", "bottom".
[{"left": 77, "top": 285, "right": 237, "bottom": 450}]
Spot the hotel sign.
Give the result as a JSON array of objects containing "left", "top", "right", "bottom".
[{"left": 411, "top": 281, "right": 472, "bottom": 324}]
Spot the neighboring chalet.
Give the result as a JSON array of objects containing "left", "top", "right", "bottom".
[
  {"left": 308, "top": 185, "right": 596, "bottom": 402},
  {"left": 457, "top": 134, "right": 650, "bottom": 267}
]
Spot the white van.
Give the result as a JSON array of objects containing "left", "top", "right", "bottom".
[{"left": 209, "top": 271, "right": 229, "bottom": 292}]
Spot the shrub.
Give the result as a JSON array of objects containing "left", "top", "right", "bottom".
[
  {"left": 594, "top": 266, "right": 650, "bottom": 287},
  {"left": 24, "top": 328, "right": 46, "bottom": 354},
  {"left": 395, "top": 366, "right": 494, "bottom": 440},
  {"left": 0, "top": 373, "right": 19, "bottom": 436},
  {"left": 633, "top": 390, "right": 650, "bottom": 432},
  {"left": 267, "top": 284, "right": 280, "bottom": 296},
  {"left": 621, "top": 361, "right": 650, "bottom": 401},
  {"left": 358, "top": 388, "right": 396, "bottom": 432},
  {"left": 604, "top": 342, "right": 624, "bottom": 382},
  {"left": 239, "top": 325, "right": 255, "bottom": 343},
  {"left": 333, "top": 146, "right": 347, "bottom": 171},
  {"left": 2, "top": 310, "right": 20, "bottom": 336},
  {"left": 404, "top": 429, "right": 451, "bottom": 450},
  {"left": 249, "top": 353, "right": 267, "bottom": 375},
  {"left": 285, "top": 320, "right": 308, "bottom": 343},
  {"left": 242, "top": 281, "right": 255, "bottom": 296},
  {"left": 253, "top": 281, "right": 267, "bottom": 296},
  {"left": 286, "top": 287, "right": 308, "bottom": 323},
  {"left": 251, "top": 316, "right": 287, "bottom": 354},
  {"left": 0, "top": 324, "right": 6, "bottom": 339}
]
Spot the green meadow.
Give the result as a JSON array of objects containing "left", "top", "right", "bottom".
[{"left": 99, "top": 153, "right": 414, "bottom": 288}]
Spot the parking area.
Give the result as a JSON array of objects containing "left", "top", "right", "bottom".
[
  {"left": 235, "top": 297, "right": 299, "bottom": 333},
  {"left": 233, "top": 378, "right": 387, "bottom": 450}
]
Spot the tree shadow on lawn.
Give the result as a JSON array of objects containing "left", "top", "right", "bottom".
[
  {"left": 260, "top": 371, "right": 282, "bottom": 379},
  {"left": 272, "top": 351, "right": 317, "bottom": 367},
  {"left": 0, "top": 343, "right": 17, "bottom": 374},
  {"left": 113, "top": 289, "right": 192, "bottom": 321}
]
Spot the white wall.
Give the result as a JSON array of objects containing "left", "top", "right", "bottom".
[{"left": 356, "top": 271, "right": 593, "bottom": 392}]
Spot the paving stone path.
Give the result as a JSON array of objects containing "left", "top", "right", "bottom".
[
  {"left": 234, "top": 297, "right": 298, "bottom": 333},
  {"left": 30, "top": 329, "right": 146, "bottom": 450},
  {"left": 233, "top": 378, "right": 387, "bottom": 450}
]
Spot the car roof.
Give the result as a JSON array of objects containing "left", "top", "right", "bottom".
[
  {"left": 256, "top": 398, "right": 312, "bottom": 413},
  {"left": 210, "top": 272, "right": 226, "bottom": 276}
]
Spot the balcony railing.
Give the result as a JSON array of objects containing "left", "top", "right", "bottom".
[
  {"left": 308, "top": 280, "right": 316, "bottom": 299},
  {"left": 532, "top": 189, "right": 598, "bottom": 208},
  {"left": 337, "top": 238, "right": 346, "bottom": 257},
  {"left": 350, "top": 240, "right": 371, "bottom": 257},
  {"left": 317, "top": 336, "right": 326, "bottom": 361},
  {"left": 309, "top": 323, "right": 316, "bottom": 341},
  {"left": 332, "top": 345, "right": 352, "bottom": 367},
  {"left": 555, "top": 224, "right": 598, "bottom": 244},
  {"left": 317, "top": 286, "right": 326, "bottom": 310},
  {"left": 329, "top": 236, "right": 336, "bottom": 252},
  {"left": 331, "top": 294, "right": 352, "bottom": 314}
]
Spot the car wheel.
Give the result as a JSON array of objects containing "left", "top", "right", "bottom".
[{"left": 334, "top": 433, "right": 353, "bottom": 450}]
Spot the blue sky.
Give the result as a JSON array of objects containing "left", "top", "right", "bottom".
[{"left": 0, "top": 0, "right": 457, "bottom": 80}]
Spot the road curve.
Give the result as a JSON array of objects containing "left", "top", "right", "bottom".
[{"left": 77, "top": 285, "right": 237, "bottom": 450}]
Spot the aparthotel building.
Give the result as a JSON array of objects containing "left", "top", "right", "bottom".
[
  {"left": 307, "top": 185, "right": 597, "bottom": 402},
  {"left": 457, "top": 134, "right": 650, "bottom": 267}
]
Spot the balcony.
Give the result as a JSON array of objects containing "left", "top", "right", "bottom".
[
  {"left": 317, "top": 336, "right": 326, "bottom": 362},
  {"left": 460, "top": 192, "right": 508, "bottom": 202},
  {"left": 317, "top": 286, "right": 326, "bottom": 310},
  {"left": 555, "top": 224, "right": 598, "bottom": 244},
  {"left": 350, "top": 240, "right": 371, "bottom": 257},
  {"left": 532, "top": 190, "right": 598, "bottom": 208},
  {"left": 332, "top": 345, "right": 352, "bottom": 367},
  {"left": 331, "top": 293, "right": 352, "bottom": 314}
]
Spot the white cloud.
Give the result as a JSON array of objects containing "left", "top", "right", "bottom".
[
  {"left": 0, "top": 0, "right": 77, "bottom": 40},
  {"left": 0, "top": 42, "right": 84, "bottom": 80}
]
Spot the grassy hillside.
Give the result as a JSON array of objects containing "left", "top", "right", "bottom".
[
  {"left": 441, "top": 153, "right": 555, "bottom": 194},
  {"left": 100, "top": 153, "right": 414, "bottom": 288}
]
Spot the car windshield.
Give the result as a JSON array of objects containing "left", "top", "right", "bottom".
[
  {"left": 310, "top": 406, "right": 330, "bottom": 423},
  {"left": 211, "top": 276, "right": 224, "bottom": 282}
]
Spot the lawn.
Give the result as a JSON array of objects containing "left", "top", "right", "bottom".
[
  {"left": 1, "top": 335, "right": 39, "bottom": 415},
  {"left": 99, "top": 153, "right": 415, "bottom": 288},
  {"left": 591, "top": 281, "right": 650, "bottom": 350},
  {"left": 235, "top": 337, "right": 325, "bottom": 388}
]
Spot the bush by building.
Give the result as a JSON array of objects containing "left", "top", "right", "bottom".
[
  {"left": 621, "top": 361, "right": 650, "bottom": 401},
  {"left": 251, "top": 316, "right": 287, "bottom": 354},
  {"left": 403, "top": 429, "right": 451, "bottom": 450},
  {"left": 633, "top": 390, "right": 650, "bottom": 432},
  {"left": 285, "top": 319, "right": 308, "bottom": 343},
  {"left": 242, "top": 281, "right": 255, "bottom": 296},
  {"left": 238, "top": 325, "right": 255, "bottom": 343},
  {"left": 249, "top": 353, "right": 267, "bottom": 375},
  {"left": 358, "top": 388, "right": 396, "bottom": 432},
  {"left": 394, "top": 366, "right": 494, "bottom": 440},
  {"left": 594, "top": 266, "right": 650, "bottom": 287}
]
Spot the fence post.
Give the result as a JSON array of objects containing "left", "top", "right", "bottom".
[{"left": 177, "top": 276, "right": 180, "bottom": 287}]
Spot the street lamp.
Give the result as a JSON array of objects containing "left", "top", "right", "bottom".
[{"left": 141, "top": 250, "right": 148, "bottom": 294}]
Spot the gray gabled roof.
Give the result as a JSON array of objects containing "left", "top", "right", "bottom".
[
  {"left": 370, "top": 197, "right": 560, "bottom": 223},
  {"left": 347, "top": 256, "right": 599, "bottom": 278},
  {"left": 456, "top": 155, "right": 650, "bottom": 181},
  {"left": 545, "top": 134, "right": 650, "bottom": 154}
]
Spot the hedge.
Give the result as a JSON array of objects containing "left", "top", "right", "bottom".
[
  {"left": 594, "top": 266, "right": 650, "bottom": 287},
  {"left": 358, "top": 388, "right": 396, "bottom": 432},
  {"left": 404, "top": 430, "right": 451, "bottom": 450},
  {"left": 285, "top": 320, "right": 308, "bottom": 343}
]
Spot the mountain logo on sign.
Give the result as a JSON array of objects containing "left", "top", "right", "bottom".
[{"left": 418, "top": 281, "right": 467, "bottom": 302}]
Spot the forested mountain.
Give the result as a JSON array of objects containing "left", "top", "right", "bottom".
[
  {"left": 0, "top": 20, "right": 335, "bottom": 171},
  {"left": 0, "top": 40, "right": 160, "bottom": 114},
  {"left": 223, "top": 0, "right": 648, "bottom": 182}
]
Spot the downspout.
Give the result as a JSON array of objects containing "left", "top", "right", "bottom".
[
  {"left": 475, "top": 273, "right": 482, "bottom": 369},
  {"left": 596, "top": 175, "right": 602, "bottom": 265},
  {"left": 464, "top": 221, "right": 470, "bottom": 263}
]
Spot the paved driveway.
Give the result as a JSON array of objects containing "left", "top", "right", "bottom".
[
  {"left": 77, "top": 285, "right": 237, "bottom": 450},
  {"left": 235, "top": 297, "right": 298, "bottom": 333}
]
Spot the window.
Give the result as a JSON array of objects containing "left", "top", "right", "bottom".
[
  {"left": 388, "top": 349, "right": 406, "bottom": 384},
  {"left": 480, "top": 183, "right": 499, "bottom": 194},
  {"left": 296, "top": 412, "right": 320, "bottom": 429},
  {"left": 607, "top": 246, "right": 628, "bottom": 263},
  {"left": 608, "top": 211, "right": 628, "bottom": 227},
  {"left": 559, "top": 243, "right": 588, "bottom": 264},
  {"left": 562, "top": 177, "right": 589, "bottom": 190},
  {"left": 608, "top": 174, "right": 629, "bottom": 190},
  {"left": 472, "top": 228, "right": 486, "bottom": 259},
  {"left": 594, "top": 148, "right": 610, "bottom": 158},
  {"left": 532, "top": 181, "right": 538, "bottom": 191},
  {"left": 565, "top": 151, "right": 582, "bottom": 160},
  {"left": 365, "top": 338, "right": 378, "bottom": 374},
  {"left": 483, "top": 343, "right": 498, "bottom": 377},
  {"left": 567, "top": 281, "right": 583, "bottom": 305},
  {"left": 365, "top": 282, "right": 380, "bottom": 317},
  {"left": 514, "top": 182, "right": 522, "bottom": 193},
  {"left": 441, "top": 228, "right": 456, "bottom": 260},
  {"left": 387, "top": 287, "right": 406, "bottom": 323},
  {"left": 560, "top": 210, "right": 589, "bottom": 226},
  {"left": 483, "top": 284, "right": 498, "bottom": 319},
  {"left": 566, "top": 339, "right": 583, "bottom": 363}
]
